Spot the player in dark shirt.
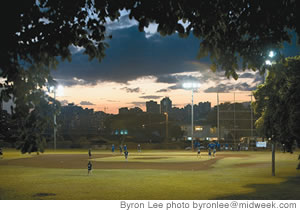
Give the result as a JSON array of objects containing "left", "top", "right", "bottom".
[
  {"left": 88, "top": 148, "right": 92, "bottom": 158},
  {"left": 0, "top": 148, "right": 3, "bottom": 159},
  {"left": 88, "top": 161, "right": 92, "bottom": 175},
  {"left": 124, "top": 150, "right": 129, "bottom": 161},
  {"left": 197, "top": 147, "right": 201, "bottom": 158}
]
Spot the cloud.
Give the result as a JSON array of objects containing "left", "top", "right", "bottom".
[
  {"left": 204, "top": 83, "right": 257, "bottom": 93},
  {"left": 69, "top": 45, "right": 84, "bottom": 55},
  {"left": 156, "top": 88, "right": 169, "bottom": 93},
  {"left": 106, "top": 15, "right": 138, "bottom": 32},
  {"left": 55, "top": 77, "right": 96, "bottom": 87},
  {"left": 80, "top": 101, "right": 95, "bottom": 105},
  {"left": 168, "top": 84, "right": 182, "bottom": 90},
  {"left": 139, "top": 95, "right": 162, "bottom": 100},
  {"left": 121, "top": 87, "right": 140, "bottom": 93},
  {"left": 53, "top": 26, "right": 202, "bottom": 86},
  {"left": 239, "top": 72, "right": 255, "bottom": 79},
  {"left": 253, "top": 72, "right": 264, "bottom": 84},
  {"left": 107, "top": 100, "right": 120, "bottom": 102},
  {"left": 128, "top": 101, "right": 145, "bottom": 107}
]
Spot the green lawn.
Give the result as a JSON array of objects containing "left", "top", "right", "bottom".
[{"left": 0, "top": 150, "right": 299, "bottom": 200}]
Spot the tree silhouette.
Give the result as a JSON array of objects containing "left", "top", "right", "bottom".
[{"left": 253, "top": 56, "right": 300, "bottom": 151}]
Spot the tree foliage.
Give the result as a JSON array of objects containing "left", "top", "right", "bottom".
[
  {"left": 252, "top": 56, "right": 300, "bottom": 151},
  {"left": 0, "top": 0, "right": 299, "bottom": 152}
]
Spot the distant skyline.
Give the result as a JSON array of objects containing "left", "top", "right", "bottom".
[{"left": 51, "top": 13, "right": 298, "bottom": 114}]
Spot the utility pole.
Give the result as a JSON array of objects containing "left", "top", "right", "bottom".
[{"left": 191, "top": 88, "right": 194, "bottom": 151}]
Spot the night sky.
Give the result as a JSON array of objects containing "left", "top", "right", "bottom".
[{"left": 51, "top": 12, "right": 299, "bottom": 114}]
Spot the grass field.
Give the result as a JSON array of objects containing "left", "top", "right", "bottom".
[{"left": 0, "top": 149, "right": 299, "bottom": 200}]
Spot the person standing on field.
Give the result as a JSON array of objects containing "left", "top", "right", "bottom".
[
  {"left": 197, "top": 147, "right": 201, "bottom": 158},
  {"left": 0, "top": 148, "right": 3, "bottom": 159},
  {"left": 124, "top": 150, "right": 129, "bottom": 161},
  {"left": 137, "top": 144, "right": 141, "bottom": 153},
  {"left": 119, "top": 145, "right": 123, "bottom": 154},
  {"left": 88, "top": 161, "right": 93, "bottom": 175},
  {"left": 112, "top": 144, "right": 115, "bottom": 153},
  {"left": 213, "top": 147, "right": 217, "bottom": 157},
  {"left": 88, "top": 148, "right": 92, "bottom": 158}
]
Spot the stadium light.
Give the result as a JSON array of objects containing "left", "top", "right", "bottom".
[
  {"left": 48, "top": 84, "right": 64, "bottom": 151},
  {"left": 269, "top": 51, "right": 275, "bottom": 58},
  {"left": 265, "top": 60, "right": 272, "bottom": 65},
  {"left": 182, "top": 82, "right": 201, "bottom": 151}
]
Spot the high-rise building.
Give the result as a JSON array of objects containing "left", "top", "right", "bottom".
[
  {"left": 146, "top": 100, "right": 160, "bottom": 113},
  {"left": 160, "top": 97, "right": 172, "bottom": 114}
]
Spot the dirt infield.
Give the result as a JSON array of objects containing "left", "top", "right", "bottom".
[{"left": 0, "top": 153, "right": 249, "bottom": 171}]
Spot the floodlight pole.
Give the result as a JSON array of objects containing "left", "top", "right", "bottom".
[
  {"left": 54, "top": 89, "right": 57, "bottom": 151},
  {"left": 272, "top": 141, "right": 275, "bottom": 176},
  {"left": 164, "top": 112, "right": 168, "bottom": 143}
]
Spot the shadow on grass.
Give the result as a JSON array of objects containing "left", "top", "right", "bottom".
[
  {"left": 33, "top": 192, "right": 56, "bottom": 197},
  {"left": 216, "top": 175, "right": 300, "bottom": 200}
]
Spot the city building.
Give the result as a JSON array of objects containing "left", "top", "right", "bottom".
[
  {"left": 160, "top": 97, "right": 172, "bottom": 114},
  {"left": 129, "top": 107, "right": 143, "bottom": 113},
  {"left": 146, "top": 100, "right": 160, "bottom": 114},
  {"left": 198, "top": 101, "right": 211, "bottom": 113},
  {"left": 119, "top": 107, "right": 129, "bottom": 114}
]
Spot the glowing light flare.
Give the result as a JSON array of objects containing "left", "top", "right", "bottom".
[
  {"left": 265, "top": 60, "right": 272, "bottom": 65},
  {"left": 56, "top": 85, "right": 64, "bottom": 97},
  {"left": 182, "top": 82, "right": 201, "bottom": 89},
  {"left": 269, "top": 51, "right": 275, "bottom": 58}
]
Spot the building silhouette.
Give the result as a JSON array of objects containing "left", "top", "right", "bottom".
[
  {"left": 119, "top": 107, "right": 129, "bottom": 114},
  {"left": 146, "top": 100, "right": 160, "bottom": 114},
  {"left": 160, "top": 97, "right": 172, "bottom": 114}
]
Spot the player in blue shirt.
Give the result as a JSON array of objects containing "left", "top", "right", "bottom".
[
  {"left": 112, "top": 144, "right": 115, "bottom": 153},
  {"left": 207, "top": 144, "right": 212, "bottom": 158},
  {"left": 123, "top": 144, "right": 127, "bottom": 151},
  {"left": 88, "top": 161, "right": 92, "bottom": 175}
]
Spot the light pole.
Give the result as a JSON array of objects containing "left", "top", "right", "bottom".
[
  {"left": 164, "top": 112, "right": 169, "bottom": 143},
  {"left": 183, "top": 82, "right": 200, "bottom": 151},
  {"left": 48, "top": 85, "right": 64, "bottom": 151},
  {"left": 265, "top": 50, "right": 276, "bottom": 176}
]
